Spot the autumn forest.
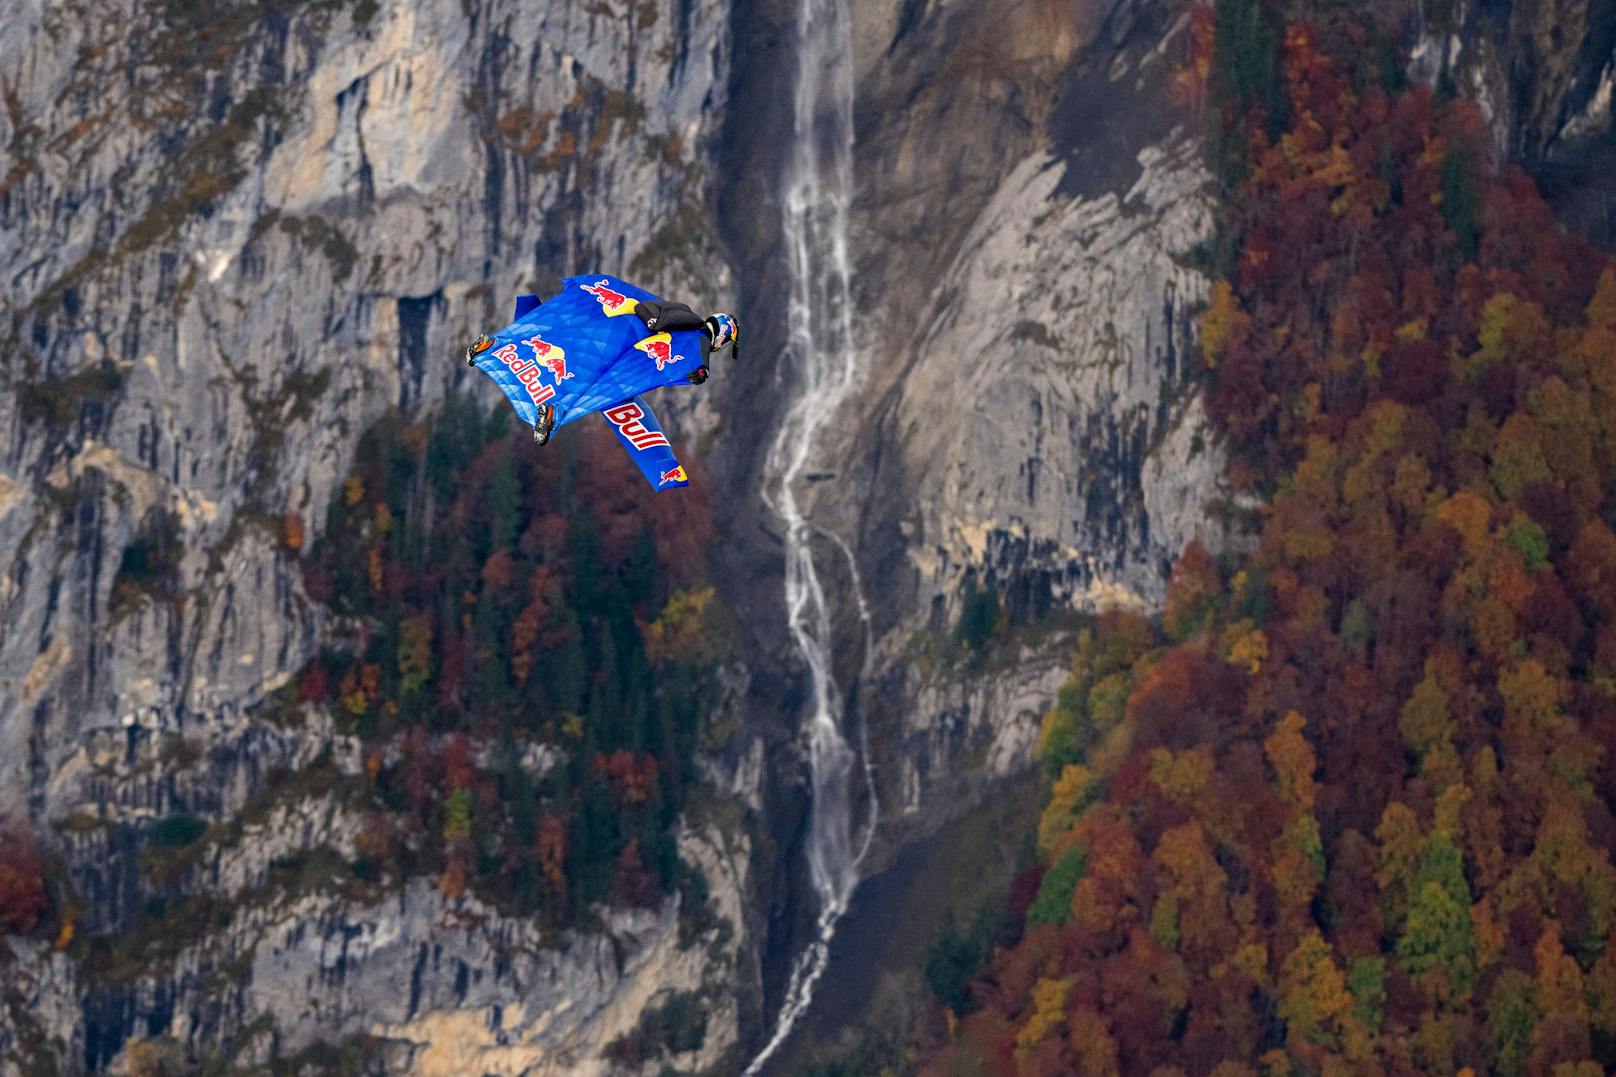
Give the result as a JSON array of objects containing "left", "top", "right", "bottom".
[{"left": 919, "top": 2, "right": 1616, "bottom": 1074}]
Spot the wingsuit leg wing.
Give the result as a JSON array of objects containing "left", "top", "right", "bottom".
[{"left": 600, "top": 396, "right": 689, "bottom": 490}]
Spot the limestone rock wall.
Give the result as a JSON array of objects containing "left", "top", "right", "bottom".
[{"left": 1, "top": 0, "right": 750, "bottom": 1071}]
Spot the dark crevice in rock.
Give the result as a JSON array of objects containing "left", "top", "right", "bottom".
[{"left": 396, "top": 293, "right": 443, "bottom": 414}]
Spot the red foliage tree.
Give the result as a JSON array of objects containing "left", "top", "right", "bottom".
[{"left": 0, "top": 821, "right": 49, "bottom": 936}]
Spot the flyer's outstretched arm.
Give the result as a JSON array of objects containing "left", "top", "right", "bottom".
[{"left": 601, "top": 396, "right": 689, "bottom": 490}]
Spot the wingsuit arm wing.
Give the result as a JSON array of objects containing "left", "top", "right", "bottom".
[
  {"left": 600, "top": 396, "right": 689, "bottom": 490},
  {"left": 513, "top": 293, "right": 541, "bottom": 321}
]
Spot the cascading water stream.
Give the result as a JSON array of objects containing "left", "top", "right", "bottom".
[{"left": 745, "top": 0, "right": 877, "bottom": 1071}]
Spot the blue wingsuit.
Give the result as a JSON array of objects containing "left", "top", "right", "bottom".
[{"left": 468, "top": 275, "right": 709, "bottom": 490}]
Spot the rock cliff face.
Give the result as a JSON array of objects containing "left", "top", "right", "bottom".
[
  {"left": 2, "top": 0, "right": 752, "bottom": 1071},
  {"left": 1, "top": 0, "right": 734, "bottom": 820},
  {"left": 808, "top": 0, "right": 1228, "bottom": 848},
  {"left": 1421, "top": 0, "right": 1616, "bottom": 244}
]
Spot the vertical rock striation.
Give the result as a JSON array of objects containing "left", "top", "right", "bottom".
[{"left": 805, "top": 0, "right": 1231, "bottom": 846}]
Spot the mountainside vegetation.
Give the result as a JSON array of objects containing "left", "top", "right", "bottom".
[
  {"left": 290, "top": 394, "right": 724, "bottom": 927},
  {"left": 0, "top": 393, "right": 725, "bottom": 959},
  {"left": 917, "top": 2, "right": 1616, "bottom": 1073}
]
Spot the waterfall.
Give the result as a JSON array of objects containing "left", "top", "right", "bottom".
[{"left": 744, "top": 0, "right": 877, "bottom": 1071}]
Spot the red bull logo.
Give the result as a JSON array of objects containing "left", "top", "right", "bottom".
[
  {"left": 580, "top": 279, "right": 639, "bottom": 317},
  {"left": 603, "top": 401, "right": 670, "bottom": 450},
  {"left": 658, "top": 466, "right": 687, "bottom": 486},
  {"left": 492, "top": 338, "right": 559, "bottom": 408},
  {"left": 523, "top": 334, "right": 571, "bottom": 380},
  {"left": 634, "top": 332, "right": 682, "bottom": 371}
]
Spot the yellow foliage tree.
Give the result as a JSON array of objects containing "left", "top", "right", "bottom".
[
  {"left": 1017, "top": 976, "right": 1075, "bottom": 1051},
  {"left": 1038, "top": 763, "right": 1098, "bottom": 856},
  {"left": 642, "top": 586, "right": 718, "bottom": 665},
  {"left": 397, "top": 615, "right": 432, "bottom": 696},
  {"left": 1279, "top": 924, "right": 1357, "bottom": 1041},
  {"left": 1433, "top": 784, "right": 1471, "bottom": 841},
  {"left": 1068, "top": 1007, "right": 1121, "bottom": 1077},
  {"left": 1265, "top": 711, "right": 1317, "bottom": 810},
  {"left": 1273, "top": 814, "right": 1325, "bottom": 912},
  {"left": 1148, "top": 746, "right": 1214, "bottom": 804},
  {"left": 1155, "top": 821, "right": 1227, "bottom": 902},
  {"left": 1375, "top": 802, "right": 1423, "bottom": 922},
  {"left": 1435, "top": 489, "right": 1493, "bottom": 560},
  {"left": 1399, "top": 672, "right": 1460, "bottom": 789},
  {"left": 1201, "top": 281, "right": 1248, "bottom": 367},
  {"left": 1225, "top": 622, "right": 1269, "bottom": 674},
  {"left": 281, "top": 510, "right": 304, "bottom": 552}
]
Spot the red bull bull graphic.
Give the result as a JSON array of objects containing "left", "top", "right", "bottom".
[
  {"left": 658, "top": 466, "right": 688, "bottom": 486},
  {"left": 580, "top": 279, "right": 639, "bottom": 317},
  {"left": 634, "top": 332, "right": 683, "bottom": 371},
  {"left": 491, "top": 338, "right": 561, "bottom": 408},
  {"left": 603, "top": 401, "right": 670, "bottom": 450},
  {"left": 523, "top": 334, "right": 571, "bottom": 380}
]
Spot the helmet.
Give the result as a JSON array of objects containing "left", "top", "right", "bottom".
[{"left": 705, "top": 312, "right": 739, "bottom": 353}]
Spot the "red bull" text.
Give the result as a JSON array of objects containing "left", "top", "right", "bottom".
[
  {"left": 493, "top": 337, "right": 560, "bottom": 408},
  {"left": 580, "top": 279, "right": 637, "bottom": 317},
  {"left": 604, "top": 402, "right": 670, "bottom": 451}
]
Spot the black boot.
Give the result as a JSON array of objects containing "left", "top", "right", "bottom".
[
  {"left": 685, "top": 365, "right": 709, "bottom": 385},
  {"left": 466, "top": 334, "right": 493, "bottom": 365},
  {"left": 532, "top": 403, "right": 556, "bottom": 445}
]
